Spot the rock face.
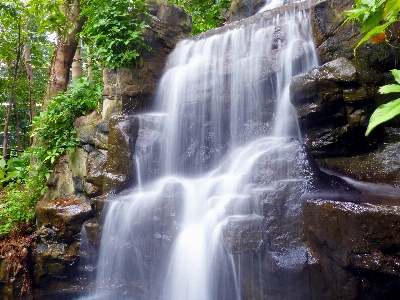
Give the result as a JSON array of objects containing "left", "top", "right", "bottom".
[
  {"left": 220, "top": 138, "right": 355, "bottom": 300},
  {"left": 317, "top": 134, "right": 400, "bottom": 188},
  {"left": 304, "top": 199, "right": 400, "bottom": 299},
  {"left": 311, "top": 0, "right": 398, "bottom": 77},
  {"left": 103, "top": 115, "right": 139, "bottom": 194},
  {"left": 33, "top": 198, "right": 93, "bottom": 297},
  {"left": 227, "top": 0, "right": 265, "bottom": 22},
  {"left": 290, "top": 57, "right": 379, "bottom": 158},
  {"left": 29, "top": 0, "right": 400, "bottom": 299}
]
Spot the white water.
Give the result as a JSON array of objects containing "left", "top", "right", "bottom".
[
  {"left": 258, "top": 0, "right": 301, "bottom": 13},
  {"left": 86, "top": 4, "right": 318, "bottom": 300}
]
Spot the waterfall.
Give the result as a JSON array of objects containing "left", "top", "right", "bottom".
[{"left": 83, "top": 3, "right": 318, "bottom": 300}]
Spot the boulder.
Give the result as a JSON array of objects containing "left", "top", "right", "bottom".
[
  {"left": 33, "top": 198, "right": 93, "bottom": 295},
  {"left": 290, "top": 57, "right": 380, "bottom": 157},
  {"left": 311, "top": 0, "right": 397, "bottom": 84},
  {"left": 103, "top": 115, "right": 139, "bottom": 194},
  {"left": 43, "top": 147, "right": 88, "bottom": 201},
  {"left": 304, "top": 199, "right": 400, "bottom": 299},
  {"left": 317, "top": 139, "right": 400, "bottom": 188}
]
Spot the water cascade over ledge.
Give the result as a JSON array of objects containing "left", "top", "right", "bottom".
[{"left": 83, "top": 2, "right": 321, "bottom": 299}]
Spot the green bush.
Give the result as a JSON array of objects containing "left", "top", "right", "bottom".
[
  {"left": 31, "top": 76, "right": 102, "bottom": 165},
  {"left": 172, "top": 0, "right": 231, "bottom": 35},
  {"left": 0, "top": 77, "right": 103, "bottom": 236}
]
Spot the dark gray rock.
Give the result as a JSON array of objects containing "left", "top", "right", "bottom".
[
  {"left": 311, "top": 0, "right": 397, "bottom": 85},
  {"left": 227, "top": 0, "right": 265, "bottom": 22},
  {"left": 33, "top": 198, "right": 93, "bottom": 294},
  {"left": 304, "top": 199, "right": 400, "bottom": 299},
  {"left": 290, "top": 57, "right": 380, "bottom": 157},
  {"left": 317, "top": 140, "right": 400, "bottom": 188}
]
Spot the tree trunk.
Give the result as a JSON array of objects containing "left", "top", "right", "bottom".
[
  {"left": 13, "top": 100, "right": 22, "bottom": 153},
  {"left": 24, "top": 39, "right": 36, "bottom": 146},
  {"left": 43, "top": 0, "right": 85, "bottom": 104},
  {"left": 72, "top": 37, "right": 83, "bottom": 81},
  {"left": 87, "top": 56, "right": 94, "bottom": 82},
  {"left": 3, "top": 24, "right": 22, "bottom": 160}
]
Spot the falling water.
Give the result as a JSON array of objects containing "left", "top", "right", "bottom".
[{"left": 84, "top": 2, "right": 318, "bottom": 299}]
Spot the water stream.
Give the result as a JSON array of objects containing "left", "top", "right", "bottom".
[{"left": 83, "top": 1, "right": 318, "bottom": 299}]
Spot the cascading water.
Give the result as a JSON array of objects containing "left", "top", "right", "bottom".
[{"left": 83, "top": 1, "right": 318, "bottom": 299}]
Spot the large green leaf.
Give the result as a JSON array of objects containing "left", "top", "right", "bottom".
[
  {"left": 360, "top": 9, "right": 383, "bottom": 33},
  {"left": 391, "top": 69, "right": 400, "bottom": 84},
  {"left": 355, "top": 20, "right": 394, "bottom": 50},
  {"left": 379, "top": 84, "right": 400, "bottom": 94},
  {"left": 365, "top": 98, "right": 400, "bottom": 136},
  {"left": 383, "top": 0, "right": 400, "bottom": 18}
]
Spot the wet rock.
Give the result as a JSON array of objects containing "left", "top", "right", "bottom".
[
  {"left": 86, "top": 149, "right": 107, "bottom": 197},
  {"left": 83, "top": 218, "right": 101, "bottom": 246},
  {"left": 34, "top": 198, "right": 93, "bottom": 295},
  {"left": 33, "top": 241, "right": 81, "bottom": 290},
  {"left": 35, "top": 198, "right": 93, "bottom": 243},
  {"left": 227, "top": 0, "right": 265, "bottom": 22},
  {"left": 304, "top": 199, "right": 400, "bottom": 299},
  {"left": 225, "top": 195, "right": 253, "bottom": 215},
  {"left": 311, "top": 0, "right": 397, "bottom": 84},
  {"left": 103, "top": 115, "right": 139, "bottom": 194},
  {"left": 317, "top": 141, "right": 400, "bottom": 188},
  {"left": 222, "top": 215, "right": 265, "bottom": 254},
  {"left": 290, "top": 57, "right": 380, "bottom": 157}
]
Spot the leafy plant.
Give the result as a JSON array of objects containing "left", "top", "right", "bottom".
[
  {"left": 172, "top": 0, "right": 231, "bottom": 35},
  {"left": 344, "top": 0, "right": 400, "bottom": 135},
  {"left": 0, "top": 155, "right": 30, "bottom": 186},
  {"left": 365, "top": 69, "right": 400, "bottom": 135},
  {"left": 343, "top": 0, "right": 400, "bottom": 52},
  {"left": 31, "top": 76, "right": 102, "bottom": 165},
  {"left": 80, "top": 0, "right": 151, "bottom": 69},
  {"left": 0, "top": 76, "right": 102, "bottom": 236}
]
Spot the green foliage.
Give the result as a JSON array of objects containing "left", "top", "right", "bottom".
[
  {"left": 31, "top": 77, "right": 102, "bottom": 165},
  {"left": 0, "top": 77, "right": 102, "bottom": 236},
  {"left": 0, "top": 168, "right": 48, "bottom": 236},
  {"left": 0, "top": 155, "right": 30, "bottom": 185},
  {"left": 80, "top": 0, "right": 151, "bottom": 69},
  {"left": 343, "top": 0, "right": 400, "bottom": 51},
  {"left": 365, "top": 69, "right": 400, "bottom": 135},
  {"left": 171, "top": 0, "right": 231, "bottom": 35}
]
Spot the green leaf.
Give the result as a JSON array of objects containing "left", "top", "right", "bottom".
[
  {"left": 383, "top": 0, "right": 400, "bottom": 18},
  {"left": 0, "top": 159, "right": 6, "bottom": 169},
  {"left": 379, "top": 84, "right": 400, "bottom": 94},
  {"left": 365, "top": 98, "right": 400, "bottom": 136},
  {"left": 361, "top": 0, "right": 375, "bottom": 6},
  {"left": 391, "top": 69, "right": 400, "bottom": 84},
  {"left": 355, "top": 20, "right": 394, "bottom": 50},
  {"left": 360, "top": 9, "right": 383, "bottom": 33}
]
